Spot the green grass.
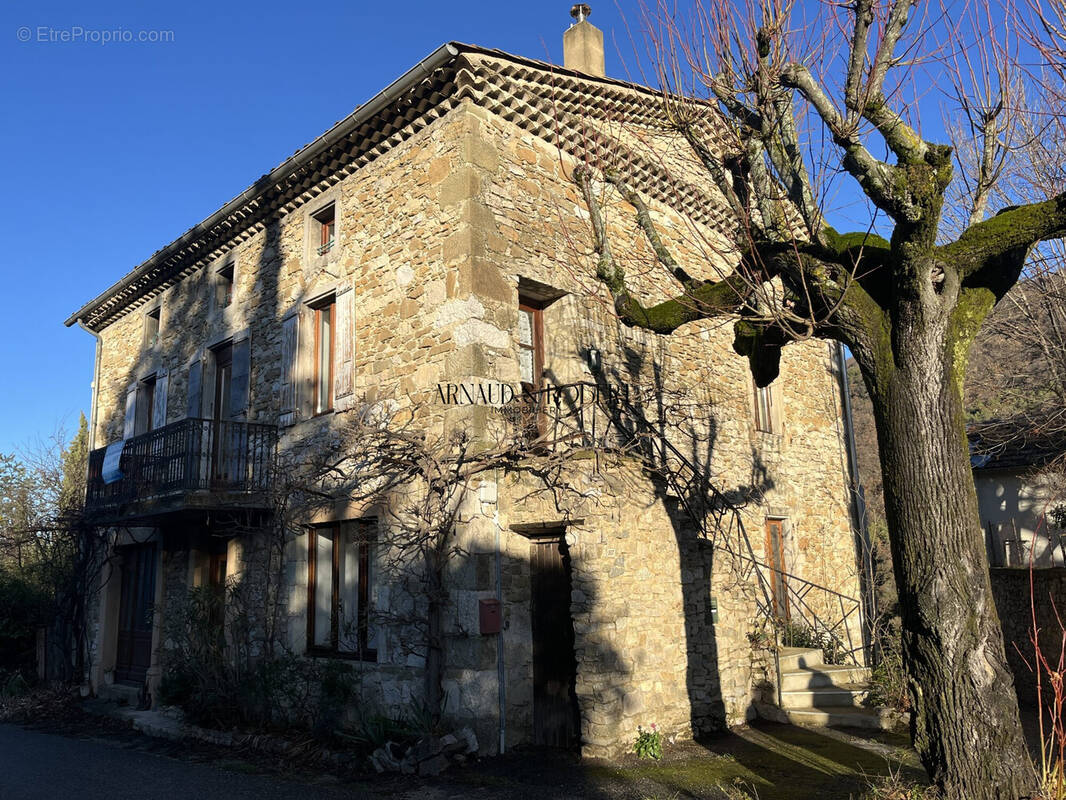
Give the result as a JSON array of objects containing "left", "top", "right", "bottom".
[{"left": 586, "top": 723, "right": 927, "bottom": 800}]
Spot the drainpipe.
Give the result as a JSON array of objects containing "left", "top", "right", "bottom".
[
  {"left": 76, "top": 318, "right": 102, "bottom": 452},
  {"left": 835, "top": 341, "right": 876, "bottom": 660},
  {"left": 493, "top": 468, "right": 506, "bottom": 754}
]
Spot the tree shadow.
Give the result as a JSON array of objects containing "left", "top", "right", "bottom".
[{"left": 574, "top": 326, "right": 777, "bottom": 739}]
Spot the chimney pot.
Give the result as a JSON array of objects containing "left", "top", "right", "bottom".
[{"left": 563, "top": 4, "right": 605, "bottom": 77}]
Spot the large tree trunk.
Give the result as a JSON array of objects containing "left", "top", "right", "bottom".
[{"left": 866, "top": 320, "right": 1038, "bottom": 798}]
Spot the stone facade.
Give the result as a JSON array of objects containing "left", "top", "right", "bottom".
[
  {"left": 990, "top": 567, "right": 1066, "bottom": 707},
  {"left": 75, "top": 46, "right": 863, "bottom": 758}
]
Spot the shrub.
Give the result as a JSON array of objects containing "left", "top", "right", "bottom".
[
  {"left": 634, "top": 723, "right": 664, "bottom": 760},
  {"left": 858, "top": 768, "right": 939, "bottom": 799},
  {"left": 158, "top": 585, "right": 361, "bottom": 735},
  {"left": 864, "top": 644, "right": 911, "bottom": 713},
  {"left": 776, "top": 620, "right": 848, "bottom": 665}
]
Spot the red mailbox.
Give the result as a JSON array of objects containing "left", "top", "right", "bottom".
[{"left": 479, "top": 598, "right": 502, "bottom": 634}]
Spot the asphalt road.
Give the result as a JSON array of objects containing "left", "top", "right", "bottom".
[{"left": 0, "top": 724, "right": 369, "bottom": 800}]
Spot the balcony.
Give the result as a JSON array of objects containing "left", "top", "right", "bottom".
[{"left": 85, "top": 418, "right": 278, "bottom": 523}]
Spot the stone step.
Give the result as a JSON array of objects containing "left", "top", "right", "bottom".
[
  {"left": 777, "top": 647, "right": 824, "bottom": 672},
  {"left": 783, "top": 705, "right": 894, "bottom": 730},
  {"left": 779, "top": 683, "right": 868, "bottom": 710},
  {"left": 780, "top": 664, "right": 871, "bottom": 692}
]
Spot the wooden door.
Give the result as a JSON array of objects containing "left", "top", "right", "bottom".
[
  {"left": 115, "top": 543, "right": 157, "bottom": 685},
  {"left": 530, "top": 535, "right": 580, "bottom": 748},
  {"left": 765, "top": 518, "right": 789, "bottom": 620}
]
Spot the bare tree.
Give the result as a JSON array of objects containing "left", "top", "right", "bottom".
[
  {"left": 566, "top": 0, "right": 1066, "bottom": 794},
  {"left": 285, "top": 399, "right": 579, "bottom": 724}
]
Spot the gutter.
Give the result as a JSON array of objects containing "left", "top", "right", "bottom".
[
  {"left": 65, "top": 42, "right": 462, "bottom": 330},
  {"left": 75, "top": 318, "right": 102, "bottom": 452}
]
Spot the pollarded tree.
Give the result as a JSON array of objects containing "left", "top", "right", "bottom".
[{"left": 571, "top": 0, "right": 1066, "bottom": 795}]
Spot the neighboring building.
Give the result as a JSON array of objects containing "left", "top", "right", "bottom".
[
  {"left": 973, "top": 417, "right": 1066, "bottom": 708},
  {"left": 66, "top": 12, "right": 865, "bottom": 756},
  {"left": 971, "top": 418, "right": 1066, "bottom": 568}
]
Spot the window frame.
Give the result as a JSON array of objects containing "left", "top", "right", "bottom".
[
  {"left": 215, "top": 262, "right": 235, "bottom": 310},
  {"left": 517, "top": 299, "right": 545, "bottom": 393},
  {"left": 135, "top": 375, "right": 157, "bottom": 436},
  {"left": 312, "top": 296, "right": 336, "bottom": 415},
  {"left": 753, "top": 382, "right": 777, "bottom": 434},
  {"left": 143, "top": 306, "right": 161, "bottom": 350},
  {"left": 306, "top": 522, "right": 376, "bottom": 661},
  {"left": 313, "top": 203, "right": 336, "bottom": 256}
]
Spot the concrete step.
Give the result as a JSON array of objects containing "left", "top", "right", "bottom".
[
  {"left": 783, "top": 705, "right": 894, "bottom": 730},
  {"left": 779, "top": 683, "right": 869, "bottom": 710},
  {"left": 777, "top": 647, "right": 824, "bottom": 672},
  {"left": 780, "top": 664, "right": 870, "bottom": 692}
]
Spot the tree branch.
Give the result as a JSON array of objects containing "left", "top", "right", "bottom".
[
  {"left": 943, "top": 192, "right": 1066, "bottom": 284},
  {"left": 602, "top": 169, "right": 701, "bottom": 290}
]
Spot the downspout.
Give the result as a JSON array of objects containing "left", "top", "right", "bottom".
[
  {"left": 835, "top": 342, "right": 876, "bottom": 660},
  {"left": 75, "top": 318, "right": 102, "bottom": 694},
  {"left": 493, "top": 467, "right": 506, "bottom": 754},
  {"left": 76, "top": 318, "right": 102, "bottom": 452}
]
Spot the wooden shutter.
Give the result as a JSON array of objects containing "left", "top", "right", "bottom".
[
  {"left": 123, "top": 383, "right": 138, "bottom": 439},
  {"left": 151, "top": 370, "right": 169, "bottom": 430},
  {"left": 334, "top": 287, "right": 354, "bottom": 410},
  {"left": 279, "top": 314, "right": 299, "bottom": 426},
  {"left": 297, "top": 306, "right": 315, "bottom": 421},
  {"left": 230, "top": 336, "right": 251, "bottom": 419},
  {"left": 186, "top": 354, "right": 203, "bottom": 419}
]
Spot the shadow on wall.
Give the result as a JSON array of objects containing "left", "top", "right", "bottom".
[
  {"left": 98, "top": 214, "right": 286, "bottom": 446},
  {"left": 539, "top": 321, "right": 776, "bottom": 741}
]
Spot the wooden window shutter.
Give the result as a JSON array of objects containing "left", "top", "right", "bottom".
[
  {"left": 297, "top": 305, "right": 315, "bottom": 421},
  {"left": 334, "top": 287, "right": 354, "bottom": 410},
  {"left": 279, "top": 314, "right": 299, "bottom": 426},
  {"left": 230, "top": 336, "right": 251, "bottom": 419},
  {"left": 151, "top": 370, "right": 169, "bottom": 430},
  {"left": 123, "top": 383, "right": 138, "bottom": 439},
  {"left": 186, "top": 354, "right": 203, "bottom": 419}
]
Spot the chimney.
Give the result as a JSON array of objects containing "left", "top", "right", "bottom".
[{"left": 563, "top": 4, "right": 605, "bottom": 77}]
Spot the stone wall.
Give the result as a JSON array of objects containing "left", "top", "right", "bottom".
[
  {"left": 990, "top": 567, "right": 1066, "bottom": 707},
  {"left": 84, "top": 94, "right": 862, "bottom": 757}
]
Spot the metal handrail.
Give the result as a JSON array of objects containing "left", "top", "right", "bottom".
[
  {"left": 512, "top": 380, "right": 867, "bottom": 666},
  {"left": 85, "top": 418, "right": 277, "bottom": 514}
]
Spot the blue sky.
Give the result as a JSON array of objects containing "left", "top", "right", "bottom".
[
  {"left": 0, "top": 0, "right": 997, "bottom": 453},
  {"left": 0, "top": 0, "right": 644, "bottom": 453}
]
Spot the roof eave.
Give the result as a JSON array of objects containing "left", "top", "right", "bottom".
[{"left": 65, "top": 41, "right": 463, "bottom": 329}]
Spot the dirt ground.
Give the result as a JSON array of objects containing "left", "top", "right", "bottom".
[{"left": 1, "top": 693, "right": 929, "bottom": 800}]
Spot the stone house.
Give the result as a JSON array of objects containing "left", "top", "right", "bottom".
[
  {"left": 66, "top": 12, "right": 866, "bottom": 756},
  {"left": 970, "top": 418, "right": 1066, "bottom": 567}
]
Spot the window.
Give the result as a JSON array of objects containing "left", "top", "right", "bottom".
[
  {"left": 215, "top": 263, "right": 234, "bottom": 309},
  {"left": 144, "top": 307, "right": 161, "bottom": 349},
  {"left": 313, "top": 297, "right": 335, "bottom": 414},
  {"left": 307, "top": 521, "right": 376, "bottom": 659},
  {"left": 313, "top": 204, "right": 335, "bottom": 256},
  {"left": 754, "top": 383, "right": 776, "bottom": 433},
  {"left": 135, "top": 376, "right": 156, "bottom": 435},
  {"left": 517, "top": 299, "right": 544, "bottom": 393}
]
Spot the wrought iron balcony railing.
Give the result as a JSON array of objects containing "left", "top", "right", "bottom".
[{"left": 85, "top": 418, "right": 277, "bottom": 519}]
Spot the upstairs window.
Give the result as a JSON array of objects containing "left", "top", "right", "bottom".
[
  {"left": 215, "top": 263, "right": 234, "bottom": 309},
  {"left": 308, "top": 520, "right": 376, "bottom": 659},
  {"left": 313, "top": 296, "right": 335, "bottom": 414},
  {"left": 136, "top": 376, "right": 156, "bottom": 436},
  {"left": 754, "top": 383, "right": 776, "bottom": 433},
  {"left": 313, "top": 204, "right": 336, "bottom": 256},
  {"left": 144, "top": 307, "right": 161, "bottom": 349},
  {"left": 518, "top": 299, "right": 544, "bottom": 393}
]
